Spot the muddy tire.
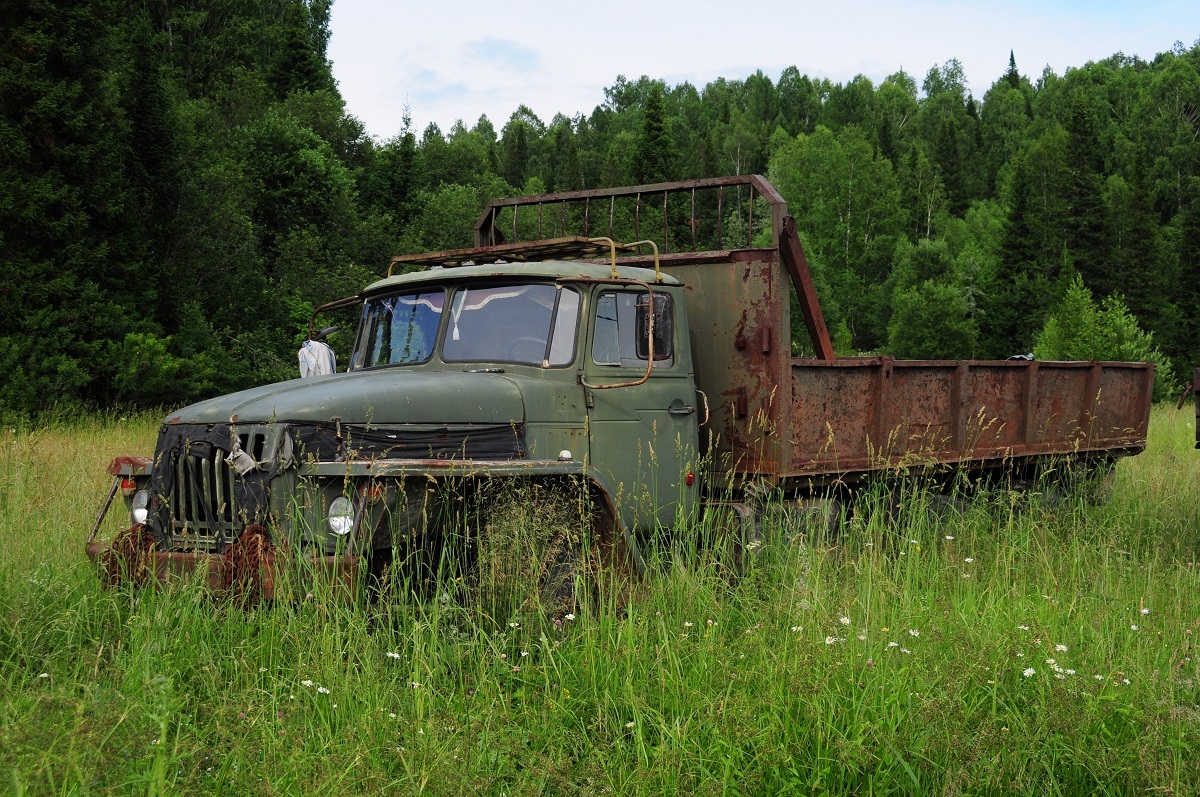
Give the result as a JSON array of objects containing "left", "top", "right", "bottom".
[{"left": 471, "top": 480, "right": 622, "bottom": 622}]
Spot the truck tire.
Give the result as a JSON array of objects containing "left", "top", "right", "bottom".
[{"left": 471, "top": 480, "right": 618, "bottom": 622}]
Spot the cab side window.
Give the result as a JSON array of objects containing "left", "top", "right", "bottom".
[{"left": 591, "top": 291, "right": 674, "bottom": 368}]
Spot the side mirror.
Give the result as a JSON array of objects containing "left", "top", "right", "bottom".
[{"left": 635, "top": 292, "right": 673, "bottom": 361}]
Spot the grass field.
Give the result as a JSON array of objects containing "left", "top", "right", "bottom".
[{"left": 2, "top": 406, "right": 1200, "bottom": 795}]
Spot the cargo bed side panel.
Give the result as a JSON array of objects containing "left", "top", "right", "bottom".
[{"left": 787, "top": 358, "right": 1153, "bottom": 481}]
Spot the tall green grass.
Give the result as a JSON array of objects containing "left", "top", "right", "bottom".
[{"left": 2, "top": 407, "right": 1199, "bottom": 795}]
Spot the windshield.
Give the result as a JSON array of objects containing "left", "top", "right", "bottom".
[
  {"left": 352, "top": 283, "right": 581, "bottom": 369},
  {"left": 443, "top": 284, "right": 579, "bottom": 366},
  {"left": 353, "top": 289, "right": 445, "bottom": 368}
]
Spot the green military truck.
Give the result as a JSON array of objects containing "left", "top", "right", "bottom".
[{"left": 87, "top": 176, "right": 1155, "bottom": 603}]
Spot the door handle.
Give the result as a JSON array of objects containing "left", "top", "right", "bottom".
[{"left": 667, "top": 401, "right": 695, "bottom": 416}]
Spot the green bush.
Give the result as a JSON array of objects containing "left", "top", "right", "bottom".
[{"left": 1035, "top": 274, "right": 1178, "bottom": 400}]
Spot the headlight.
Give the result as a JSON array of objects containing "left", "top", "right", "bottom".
[
  {"left": 327, "top": 496, "right": 355, "bottom": 536},
  {"left": 131, "top": 489, "right": 151, "bottom": 526}
]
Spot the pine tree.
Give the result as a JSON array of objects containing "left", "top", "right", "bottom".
[
  {"left": 0, "top": 0, "right": 134, "bottom": 414},
  {"left": 633, "top": 83, "right": 674, "bottom": 183},
  {"left": 934, "top": 116, "right": 967, "bottom": 215},
  {"left": 501, "top": 120, "right": 530, "bottom": 189},
  {"left": 1004, "top": 51, "right": 1021, "bottom": 90},
  {"left": 270, "top": 1, "right": 329, "bottom": 99},
  {"left": 1063, "top": 95, "right": 1107, "bottom": 290}
]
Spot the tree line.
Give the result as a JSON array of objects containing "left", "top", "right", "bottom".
[{"left": 2, "top": 0, "right": 1196, "bottom": 418}]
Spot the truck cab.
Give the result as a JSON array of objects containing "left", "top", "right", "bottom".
[{"left": 88, "top": 241, "right": 700, "bottom": 597}]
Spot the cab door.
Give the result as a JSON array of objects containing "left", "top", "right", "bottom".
[{"left": 583, "top": 285, "right": 699, "bottom": 536}]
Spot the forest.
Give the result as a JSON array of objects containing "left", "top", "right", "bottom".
[{"left": 3, "top": 0, "right": 1198, "bottom": 418}]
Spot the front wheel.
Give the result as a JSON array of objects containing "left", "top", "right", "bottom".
[{"left": 471, "top": 480, "right": 627, "bottom": 622}]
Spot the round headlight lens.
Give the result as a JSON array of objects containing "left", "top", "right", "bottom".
[
  {"left": 131, "top": 489, "right": 151, "bottom": 526},
  {"left": 327, "top": 495, "right": 355, "bottom": 536}
]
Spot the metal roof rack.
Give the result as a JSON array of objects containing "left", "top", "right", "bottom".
[{"left": 388, "top": 235, "right": 636, "bottom": 276}]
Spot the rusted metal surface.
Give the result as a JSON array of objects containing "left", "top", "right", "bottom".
[
  {"left": 474, "top": 176, "right": 788, "bottom": 248},
  {"left": 86, "top": 533, "right": 361, "bottom": 600},
  {"left": 389, "top": 236, "right": 635, "bottom": 274},
  {"left": 221, "top": 525, "right": 275, "bottom": 605},
  {"left": 87, "top": 476, "right": 122, "bottom": 545},
  {"left": 106, "top": 456, "right": 152, "bottom": 477},
  {"left": 660, "top": 249, "right": 789, "bottom": 476},
  {"left": 94, "top": 525, "right": 157, "bottom": 587},
  {"left": 784, "top": 358, "right": 1153, "bottom": 484},
  {"left": 779, "top": 216, "right": 835, "bottom": 360}
]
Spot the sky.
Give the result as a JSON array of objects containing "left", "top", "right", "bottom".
[{"left": 327, "top": 0, "right": 1200, "bottom": 141}]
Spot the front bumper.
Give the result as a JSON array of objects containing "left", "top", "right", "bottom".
[{"left": 84, "top": 539, "right": 361, "bottom": 600}]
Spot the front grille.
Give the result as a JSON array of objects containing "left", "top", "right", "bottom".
[{"left": 167, "top": 431, "right": 267, "bottom": 549}]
